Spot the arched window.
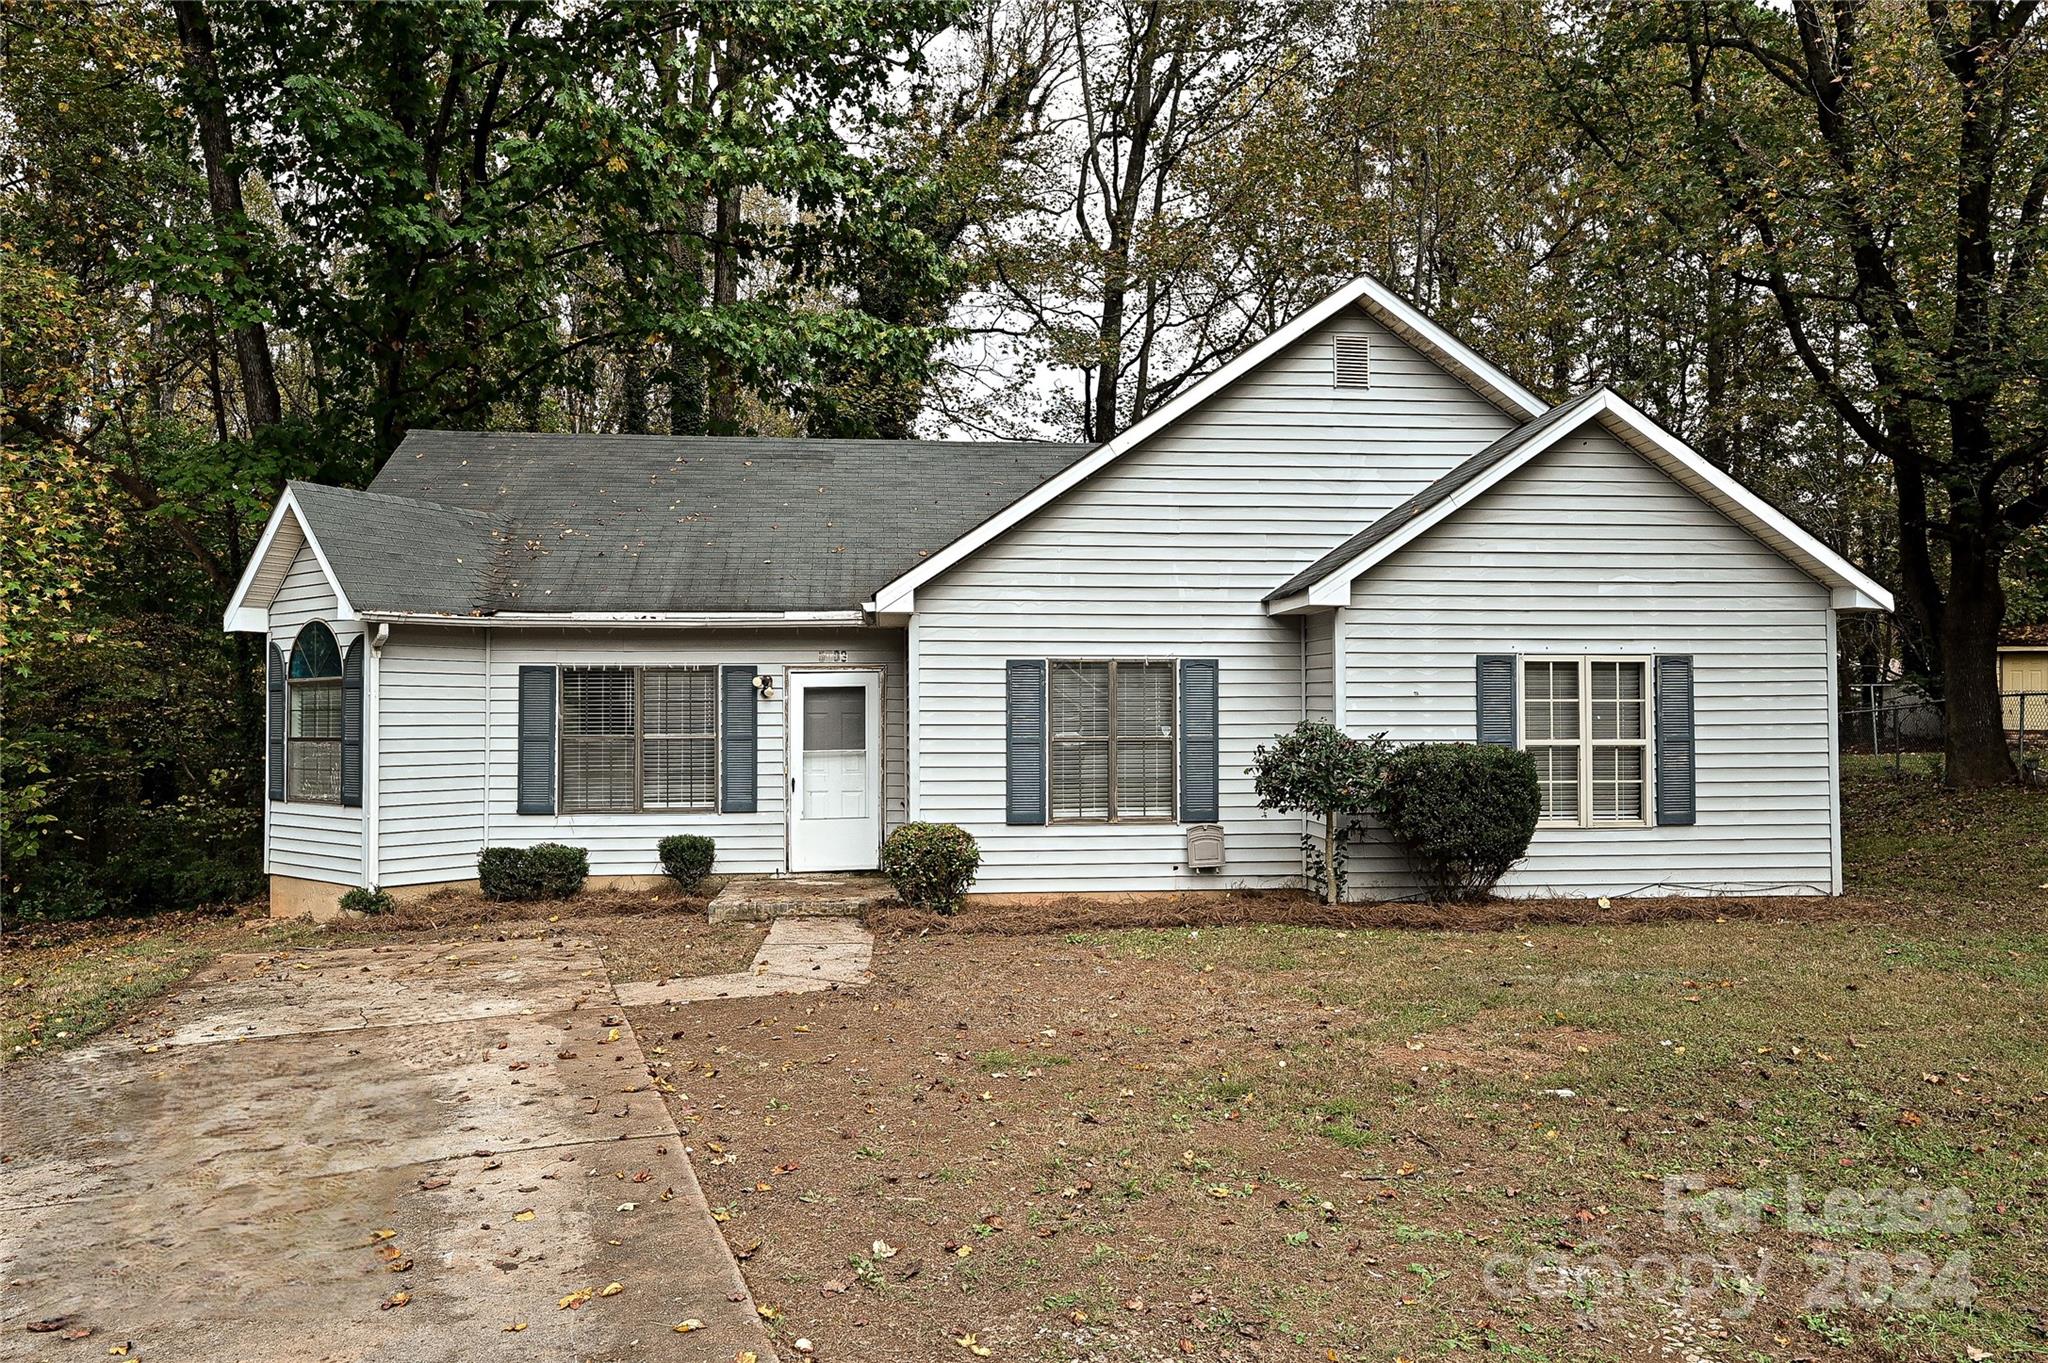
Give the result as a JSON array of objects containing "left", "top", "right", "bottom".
[{"left": 287, "top": 622, "right": 344, "bottom": 803}]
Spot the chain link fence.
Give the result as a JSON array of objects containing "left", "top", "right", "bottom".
[{"left": 1840, "top": 683, "right": 2048, "bottom": 775}]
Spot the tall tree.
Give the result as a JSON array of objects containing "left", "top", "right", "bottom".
[{"left": 1561, "top": 0, "right": 2047, "bottom": 785}]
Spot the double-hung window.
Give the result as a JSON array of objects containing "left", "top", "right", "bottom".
[
  {"left": 1049, "top": 660, "right": 1175, "bottom": 821},
  {"left": 286, "top": 621, "right": 344, "bottom": 804},
  {"left": 1522, "top": 657, "right": 1650, "bottom": 827},
  {"left": 559, "top": 666, "right": 718, "bottom": 813}
]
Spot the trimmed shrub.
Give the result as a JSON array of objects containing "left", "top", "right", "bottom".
[
  {"left": 657, "top": 834, "right": 717, "bottom": 890},
  {"left": 1368, "top": 743, "right": 1540, "bottom": 902},
  {"left": 879, "top": 821, "right": 981, "bottom": 912},
  {"left": 478, "top": 843, "right": 589, "bottom": 901},
  {"left": 339, "top": 886, "right": 395, "bottom": 916}
]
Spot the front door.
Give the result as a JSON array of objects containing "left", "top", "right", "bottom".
[{"left": 787, "top": 670, "right": 882, "bottom": 872}]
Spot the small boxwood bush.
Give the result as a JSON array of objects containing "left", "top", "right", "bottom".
[
  {"left": 478, "top": 843, "right": 589, "bottom": 901},
  {"left": 1368, "top": 743, "right": 1540, "bottom": 902},
  {"left": 879, "top": 821, "right": 981, "bottom": 912},
  {"left": 657, "top": 834, "right": 716, "bottom": 890},
  {"left": 339, "top": 886, "right": 395, "bottom": 916}
]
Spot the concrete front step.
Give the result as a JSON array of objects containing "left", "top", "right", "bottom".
[{"left": 706, "top": 872, "right": 895, "bottom": 924}]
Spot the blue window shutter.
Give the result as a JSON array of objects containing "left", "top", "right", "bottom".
[
  {"left": 720, "top": 665, "right": 758, "bottom": 813},
  {"left": 340, "top": 639, "right": 365, "bottom": 808},
  {"left": 267, "top": 643, "right": 286, "bottom": 801},
  {"left": 516, "top": 666, "right": 557, "bottom": 815},
  {"left": 1179, "top": 658, "right": 1220, "bottom": 823},
  {"left": 1655, "top": 655, "right": 1696, "bottom": 825},
  {"left": 1005, "top": 659, "right": 1046, "bottom": 825},
  {"left": 1475, "top": 655, "right": 1517, "bottom": 745}
]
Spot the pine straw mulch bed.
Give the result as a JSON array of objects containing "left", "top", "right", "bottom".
[{"left": 867, "top": 886, "right": 1897, "bottom": 938}]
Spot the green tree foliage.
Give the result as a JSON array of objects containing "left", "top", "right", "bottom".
[
  {"left": 1249, "top": 722, "right": 1387, "bottom": 905},
  {"left": 0, "top": 0, "right": 961, "bottom": 919}
]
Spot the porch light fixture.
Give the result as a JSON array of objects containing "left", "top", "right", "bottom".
[{"left": 753, "top": 673, "right": 777, "bottom": 702}]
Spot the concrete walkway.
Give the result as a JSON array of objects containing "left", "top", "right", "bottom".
[
  {"left": 615, "top": 918, "right": 873, "bottom": 1007},
  {"left": 0, "top": 938, "right": 777, "bottom": 1363}
]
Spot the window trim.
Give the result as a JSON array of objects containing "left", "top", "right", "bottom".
[
  {"left": 557, "top": 665, "right": 720, "bottom": 815},
  {"left": 1046, "top": 657, "right": 1178, "bottom": 825},
  {"left": 1520, "top": 655, "right": 1654, "bottom": 830},
  {"left": 284, "top": 622, "right": 344, "bottom": 807}
]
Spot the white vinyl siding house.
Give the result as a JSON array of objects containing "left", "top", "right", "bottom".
[
  {"left": 224, "top": 274, "right": 1888, "bottom": 915},
  {"left": 265, "top": 545, "right": 364, "bottom": 887},
  {"left": 362, "top": 628, "right": 908, "bottom": 888},
  {"left": 907, "top": 310, "right": 1522, "bottom": 894},
  {"left": 1338, "top": 427, "right": 1839, "bottom": 897}
]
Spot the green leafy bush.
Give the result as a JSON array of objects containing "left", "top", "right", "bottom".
[
  {"left": 879, "top": 822, "right": 981, "bottom": 912},
  {"left": 339, "top": 886, "right": 395, "bottom": 916},
  {"left": 1367, "top": 743, "right": 1540, "bottom": 902},
  {"left": 657, "top": 834, "right": 716, "bottom": 890},
  {"left": 478, "top": 843, "right": 589, "bottom": 901},
  {"left": 1249, "top": 722, "right": 1388, "bottom": 904}
]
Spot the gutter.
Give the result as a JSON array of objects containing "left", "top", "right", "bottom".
[{"left": 354, "top": 609, "right": 873, "bottom": 629}]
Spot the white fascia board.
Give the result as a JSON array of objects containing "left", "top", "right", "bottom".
[
  {"left": 1270, "top": 389, "right": 1896, "bottom": 615},
  {"left": 1596, "top": 391, "right": 1894, "bottom": 612},
  {"left": 220, "top": 488, "right": 358, "bottom": 632},
  {"left": 868, "top": 274, "right": 1546, "bottom": 617},
  {"left": 354, "top": 609, "right": 872, "bottom": 629},
  {"left": 1354, "top": 275, "right": 1547, "bottom": 419}
]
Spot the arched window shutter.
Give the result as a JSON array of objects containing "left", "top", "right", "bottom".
[
  {"left": 340, "top": 640, "right": 365, "bottom": 808},
  {"left": 267, "top": 643, "right": 286, "bottom": 801}
]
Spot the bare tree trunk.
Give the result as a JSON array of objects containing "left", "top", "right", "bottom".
[
  {"left": 172, "top": 0, "right": 282, "bottom": 430},
  {"left": 665, "top": 24, "right": 711, "bottom": 436},
  {"left": 1324, "top": 810, "right": 1339, "bottom": 906}
]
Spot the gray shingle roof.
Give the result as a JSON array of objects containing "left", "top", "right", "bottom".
[
  {"left": 1265, "top": 389, "right": 1607, "bottom": 602},
  {"left": 312, "top": 431, "right": 1092, "bottom": 616},
  {"left": 287, "top": 479, "right": 508, "bottom": 616}
]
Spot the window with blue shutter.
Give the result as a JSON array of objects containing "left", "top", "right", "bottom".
[
  {"left": 1179, "top": 658, "right": 1219, "bottom": 823},
  {"left": 1005, "top": 660, "right": 1047, "bottom": 825},
  {"left": 516, "top": 666, "right": 557, "bottom": 815},
  {"left": 340, "top": 639, "right": 364, "bottom": 808},
  {"left": 1475, "top": 655, "right": 1517, "bottom": 746},
  {"left": 266, "top": 643, "right": 286, "bottom": 801},
  {"left": 1654, "top": 655, "right": 1696, "bottom": 825},
  {"left": 719, "top": 665, "right": 758, "bottom": 813}
]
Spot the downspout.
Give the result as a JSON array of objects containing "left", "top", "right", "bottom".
[
  {"left": 482, "top": 628, "right": 494, "bottom": 854},
  {"left": 365, "top": 622, "right": 389, "bottom": 887}
]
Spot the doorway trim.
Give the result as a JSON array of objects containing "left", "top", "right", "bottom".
[{"left": 784, "top": 666, "right": 884, "bottom": 872}]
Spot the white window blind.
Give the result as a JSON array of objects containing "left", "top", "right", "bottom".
[
  {"left": 1522, "top": 657, "right": 1651, "bottom": 827},
  {"left": 559, "top": 666, "right": 720, "bottom": 814},
  {"left": 640, "top": 667, "right": 718, "bottom": 810},
  {"left": 1049, "top": 660, "right": 1175, "bottom": 822}
]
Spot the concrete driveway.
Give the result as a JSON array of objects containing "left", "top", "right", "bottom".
[{"left": 0, "top": 937, "right": 776, "bottom": 1362}]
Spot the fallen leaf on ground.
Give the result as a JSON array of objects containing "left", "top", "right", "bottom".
[
  {"left": 672, "top": 1320, "right": 705, "bottom": 1333},
  {"left": 871, "top": 1238, "right": 897, "bottom": 1258},
  {"left": 380, "top": 1291, "right": 411, "bottom": 1311},
  {"left": 558, "top": 1290, "right": 593, "bottom": 1310},
  {"left": 599, "top": 1283, "right": 623, "bottom": 1297},
  {"left": 514, "top": 1209, "right": 537, "bottom": 1221},
  {"left": 503, "top": 1323, "right": 528, "bottom": 1333},
  {"left": 955, "top": 1333, "right": 992, "bottom": 1356}
]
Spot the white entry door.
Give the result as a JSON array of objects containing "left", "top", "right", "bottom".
[{"left": 787, "top": 670, "right": 882, "bottom": 872}]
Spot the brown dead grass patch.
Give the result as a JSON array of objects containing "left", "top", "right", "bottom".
[
  {"left": 1374, "top": 1013, "right": 1619, "bottom": 1078},
  {"left": 870, "top": 887, "right": 1891, "bottom": 938}
]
